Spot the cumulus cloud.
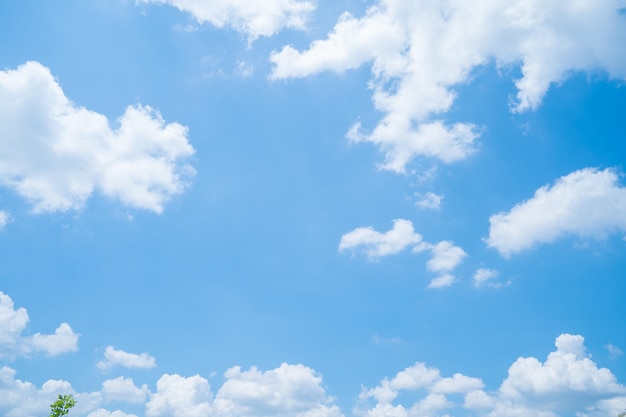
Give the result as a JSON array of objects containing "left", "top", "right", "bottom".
[
  {"left": 97, "top": 346, "right": 157, "bottom": 370},
  {"left": 358, "top": 361, "right": 482, "bottom": 417},
  {"left": 338, "top": 219, "right": 425, "bottom": 258},
  {"left": 487, "top": 168, "right": 626, "bottom": 257},
  {"left": 137, "top": 0, "right": 315, "bottom": 41},
  {"left": 490, "top": 334, "right": 626, "bottom": 416},
  {"left": 0, "top": 61, "right": 195, "bottom": 214},
  {"left": 0, "top": 291, "right": 79, "bottom": 359},
  {"left": 271, "top": 0, "right": 626, "bottom": 173},
  {"left": 146, "top": 364, "right": 342, "bottom": 417},
  {"left": 358, "top": 334, "right": 626, "bottom": 417},
  {"left": 102, "top": 377, "right": 150, "bottom": 404},
  {"left": 339, "top": 219, "right": 466, "bottom": 287}
]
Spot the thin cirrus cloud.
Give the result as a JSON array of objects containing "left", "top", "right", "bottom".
[
  {"left": 338, "top": 219, "right": 466, "bottom": 288},
  {"left": 0, "top": 61, "right": 195, "bottom": 215},
  {"left": 97, "top": 346, "right": 157, "bottom": 370},
  {"left": 270, "top": 0, "right": 626, "bottom": 173},
  {"left": 0, "top": 334, "right": 624, "bottom": 417},
  {"left": 0, "top": 210, "right": 8, "bottom": 229},
  {"left": 486, "top": 168, "right": 626, "bottom": 257},
  {"left": 0, "top": 291, "right": 79, "bottom": 359},
  {"left": 137, "top": 0, "right": 316, "bottom": 41}
]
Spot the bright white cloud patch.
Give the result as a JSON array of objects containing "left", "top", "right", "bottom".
[
  {"left": 102, "top": 377, "right": 150, "bottom": 404},
  {"left": 271, "top": 0, "right": 626, "bottom": 173},
  {"left": 97, "top": 346, "right": 157, "bottom": 370},
  {"left": 137, "top": 0, "right": 315, "bottom": 41},
  {"left": 339, "top": 220, "right": 466, "bottom": 288},
  {"left": 0, "top": 292, "right": 78, "bottom": 359},
  {"left": 338, "top": 219, "right": 424, "bottom": 258},
  {"left": 0, "top": 61, "right": 195, "bottom": 214},
  {"left": 487, "top": 168, "right": 626, "bottom": 257},
  {"left": 87, "top": 410, "right": 139, "bottom": 417},
  {"left": 358, "top": 334, "right": 626, "bottom": 417},
  {"left": 146, "top": 364, "right": 342, "bottom": 417}
]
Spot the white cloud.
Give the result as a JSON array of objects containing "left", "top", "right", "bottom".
[
  {"left": 606, "top": 344, "right": 624, "bottom": 360},
  {"left": 358, "top": 362, "right": 481, "bottom": 417},
  {"left": 137, "top": 0, "right": 315, "bottom": 41},
  {"left": 473, "top": 268, "right": 502, "bottom": 288},
  {"left": 146, "top": 374, "right": 212, "bottom": 417},
  {"left": 0, "top": 61, "right": 195, "bottom": 214},
  {"left": 0, "top": 210, "right": 8, "bottom": 228},
  {"left": 339, "top": 220, "right": 466, "bottom": 287},
  {"left": 271, "top": 0, "right": 626, "bottom": 173},
  {"left": 88, "top": 410, "right": 138, "bottom": 417},
  {"left": 146, "top": 364, "right": 342, "bottom": 417},
  {"left": 427, "top": 274, "right": 455, "bottom": 289},
  {"left": 486, "top": 168, "right": 626, "bottom": 257},
  {"left": 359, "top": 334, "right": 626, "bottom": 417},
  {"left": 215, "top": 363, "right": 342, "bottom": 417},
  {"left": 30, "top": 323, "right": 79, "bottom": 356},
  {"left": 338, "top": 219, "right": 424, "bottom": 258},
  {"left": 425, "top": 241, "right": 466, "bottom": 273},
  {"left": 0, "top": 291, "right": 79, "bottom": 359},
  {"left": 97, "top": 346, "right": 157, "bottom": 370},
  {"left": 102, "top": 377, "right": 150, "bottom": 404},
  {"left": 415, "top": 192, "right": 443, "bottom": 210},
  {"left": 493, "top": 334, "right": 626, "bottom": 415}
]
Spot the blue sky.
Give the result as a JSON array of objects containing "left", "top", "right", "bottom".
[{"left": 1, "top": 1, "right": 625, "bottom": 416}]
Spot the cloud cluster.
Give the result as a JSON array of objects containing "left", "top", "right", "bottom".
[
  {"left": 338, "top": 219, "right": 466, "bottom": 288},
  {"left": 0, "top": 61, "right": 195, "bottom": 214},
  {"left": 97, "top": 346, "right": 157, "bottom": 370},
  {"left": 146, "top": 363, "right": 342, "bottom": 417},
  {"left": 487, "top": 168, "right": 626, "bottom": 257},
  {"left": 1, "top": 330, "right": 624, "bottom": 417},
  {"left": 271, "top": 0, "right": 626, "bottom": 172},
  {"left": 0, "top": 292, "right": 79, "bottom": 359},
  {"left": 138, "top": 0, "right": 315, "bottom": 41},
  {"left": 358, "top": 334, "right": 626, "bottom": 417}
]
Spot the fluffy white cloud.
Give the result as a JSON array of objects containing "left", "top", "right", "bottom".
[
  {"left": 425, "top": 241, "right": 466, "bottom": 273},
  {"left": 137, "top": 0, "right": 315, "bottom": 41},
  {"left": 0, "top": 291, "right": 79, "bottom": 359},
  {"left": 97, "top": 346, "right": 157, "bottom": 370},
  {"left": 0, "top": 210, "right": 8, "bottom": 228},
  {"left": 338, "top": 219, "right": 424, "bottom": 258},
  {"left": 481, "top": 334, "right": 626, "bottom": 416},
  {"left": 415, "top": 192, "right": 443, "bottom": 210},
  {"left": 339, "top": 220, "right": 466, "bottom": 287},
  {"left": 215, "top": 364, "right": 342, "bottom": 417},
  {"left": 426, "top": 274, "right": 455, "bottom": 289},
  {"left": 146, "top": 364, "right": 342, "bottom": 417},
  {"left": 359, "top": 334, "right": 626, "bottom": 417},
  {"left": 487, "top": 168, "right": 626, "bottom": 257},
  {"left": 358, "top": 362, "right": 482, "bottom": 417},
  {"left": 0, "top": 61, "right": 195, "bottom": 214},
  {"left": 146, "top": 374, "right": 212, "bottom": 417},
  {"left": 271, "top": 0, "right": 626, "bottom": 173},
  {"left": 102, "top": 377, "right": 150, "bottom": 404}
]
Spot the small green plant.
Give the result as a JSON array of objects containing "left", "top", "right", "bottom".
[{"left": 49, "top": 394, "right": 76, "bottom": 417}]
